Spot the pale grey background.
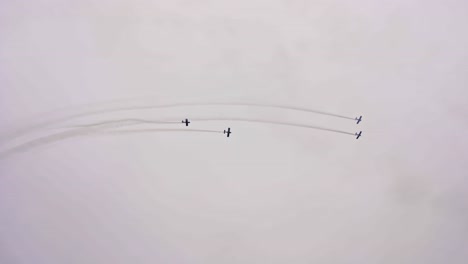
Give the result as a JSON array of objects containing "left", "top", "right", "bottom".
[{"left": 1, "top": 1, "right": 467, "bottom": 263}]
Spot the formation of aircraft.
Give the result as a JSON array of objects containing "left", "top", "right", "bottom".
[
  {"left": 355, "top": 116, "right": 362, "bottom": 124},
  {"left": 224, "top": 127, "right": 232, "bottom": 137},
  {"left": 182, "top": 119, "right": 232, "bottom": 138},
  {"left": 182, "top": 118, "right": 190, "bottom": 126},
  {"left": 181, "top": 116, "right": 361, "bottom": 140}
]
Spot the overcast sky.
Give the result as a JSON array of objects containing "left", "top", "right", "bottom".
[{"left": 1, "top": 1, "right": 467, "bottom": 263}]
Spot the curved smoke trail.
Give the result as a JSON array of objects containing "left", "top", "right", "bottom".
[
  {"left": 0, "top": 127, "right": 222, "bottom": 159},
  {"left": 0, "top": 102, "right": 356, "bottom": 144},
  {"left": 65, "top": 117, "right": 355, "bottom": 136}
]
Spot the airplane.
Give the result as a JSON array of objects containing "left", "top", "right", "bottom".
[
  {"left": 182, "top": 118, "right": 190, "bottom": 126},
  {"left": 355, "top": 116, "right": 362, "bottom": 124},
  {"left": 224, "top": 127, "right": 232, "bottom": 137},
  {"left": 355, "top": 131, "right": 362, "bottom": 139}
]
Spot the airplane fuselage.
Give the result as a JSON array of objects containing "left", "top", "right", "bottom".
[
  {"left": 224, "top": 128, "right": 231, "bottom": 137},
  {"left": 355, "top": 131, "right": 362, "bottom": 139},
  {"left": 182, "top": 119, "right": 190, "bottom": 126},
  {"left": 356, "top": 116, "right": 362, "bottom": 124}
]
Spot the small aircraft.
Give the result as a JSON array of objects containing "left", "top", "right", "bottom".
[
  {"left": 224, "top": 127, "right": 232, "bottom": 137},
  {"left": 355, "top": 131, "right": 362, "bottom": 139},
  {"left": 182, "top": 119, "right": 190, "bottom": 126},
  {"left": 355, "top": 116, "right": 362, "bottom": 124}
]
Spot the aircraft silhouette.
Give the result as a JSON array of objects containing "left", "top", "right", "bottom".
[
  {"left": 182, "top": 119, "right": 190, "bottom": 126},
  {"left": 355, "top": 116, "right": 362, "bottom": 124},
  {"left": 224, "top": 128, "right": 232, "bottom": 137},
  {"left": 355, "top": 131, "right": 362, "bottom": 139}
]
